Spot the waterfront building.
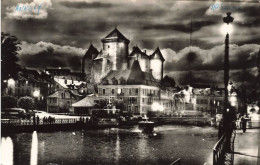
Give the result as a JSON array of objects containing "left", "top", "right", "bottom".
[
  {"left": 2, "top": 68, "right": 52, "bottom": 110},
  {"left": 47, "top": 90, "right": 77, "bottom": 113},
  {"left": 72, "top": 95, "right": 97, "bottom": 115},
  {"left": 192, "top": 88, "right": 225, "bottom": 115}
]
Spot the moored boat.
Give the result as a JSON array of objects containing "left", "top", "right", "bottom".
[{"left": 138, "top": 116, "right": 154, "bottom": 133}]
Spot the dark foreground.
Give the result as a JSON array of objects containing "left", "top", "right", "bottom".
[{"left": 1, "top": 125, "right": 218, "bottom": 165}]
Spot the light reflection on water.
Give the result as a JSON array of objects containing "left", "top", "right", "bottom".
[
  {"left": 30, "top": 131, "right": 38, "bottom": 165},
  {"left": 2, "top": 125, "right": 218, "bottom": 165},
  {"left": 1, "top": 137, "right": 14, "bottom": 165}
]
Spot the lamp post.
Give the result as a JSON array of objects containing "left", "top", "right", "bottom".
[{"left": 222, "top": 12, "right": 234, "bottom": 134}]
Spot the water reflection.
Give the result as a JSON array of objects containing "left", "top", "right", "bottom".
[
  {"left": 30, "top": 131, "right": 38, "bottom": 165},
  {"left": 138, "top": 136, "right": 149, "bottom": 159},
  {"left": 1, "top": 137, "right": 13, "bottom": 165},
  {"left": 2, "top": 126, "right": 218, "bottom": 165},
  {"left": 115, "top": 134, "right": 120, "bottom": 165}
]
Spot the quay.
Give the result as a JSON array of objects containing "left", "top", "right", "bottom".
[
  {"left": 1, "top": 118, "right": 114, "bottom": 134},
  {"left": 150, "top": 117, "right": 210, "bottom": 126},
  {"left": 1, "top": 116, "right": 211, "bottom": 133},
  {"left": 2, "top": 117, "right": 259, "bottom": 134}
]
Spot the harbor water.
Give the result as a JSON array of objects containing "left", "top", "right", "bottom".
[{"left": 1, "top": 125, "right": 218, "bottom": 165}]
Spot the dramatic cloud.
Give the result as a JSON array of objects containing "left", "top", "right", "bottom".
[
  {"left": 144, "top": 44, "right": 260, "bottom": 86},
  {"left": 18, "top": 41, "right": 86, "bottom": 71},
  {"left": 6, "top": 0, "right": 52, "bottom": 20},
  {"left": 60, "top": 1, "right": 114, "bottom": 8},
  {"left": 1, "top": 0, "right": 259, "bottom": 86}
]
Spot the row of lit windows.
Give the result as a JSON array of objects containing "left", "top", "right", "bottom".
[
  {"left": 142, "top": 88, "right": 159, "bottom": 96},
  {"left": 163, "top": 102, "right": 171, "bottom": 108},
  {"left": 99, "top": 88, "right": 139, "bottom": 96},
  {"left": 142, "top": 98, "right": 157, "bottom": 105}
]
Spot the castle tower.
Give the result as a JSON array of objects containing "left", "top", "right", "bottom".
[
  {"left": 101, "top": 27, "right": 130, "bottom": 71},
  {"left": 149, "top": 47, "right": 165, "bottom": 81},
  {"left": 82, "top": 43, "right": 99, "bottom": 76},
  {"left": 129, "top": 46, "right": 150, "bottom": 72}
]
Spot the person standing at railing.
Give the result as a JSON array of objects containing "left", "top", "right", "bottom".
[
  {"left": 241, "top": 114, "right": 247, "bottom": 133},
  {"left": 48, "top": 116, "right": 51, "bottom": 124},
  {"left": 36, "top": 115, "right": 40, "bottom": 125},
  {"left": 33, "top": 114, "right": 36, "bottom": 125}
]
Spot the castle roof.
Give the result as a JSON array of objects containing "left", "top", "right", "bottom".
[
  {"left": 129, "top": 46, "right": 149, "bottom": 58},
  {"left": 101, "top": 60, "right": 158, "bottom": 86},
  {"left": 83, "top": 43, "right": 99, "bottom": 60},
  {"left": 150, "top": 47, "right": 165, "bottom": 62},
  {"left": 101, "top": 28, "right": 130, "bottom": 44}
]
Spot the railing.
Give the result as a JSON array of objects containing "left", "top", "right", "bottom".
[
  {"left": 236, "top": 120, "right": 260, "bottom": 129},
  {"left": 170, "top": 158, "right": 181, "bottom": 165},
  {"left": 213, "top": 129, "right": 236, "bottom": 165},
  {"left": 1, "top": 118, "right": 78, "bottom": 126}
]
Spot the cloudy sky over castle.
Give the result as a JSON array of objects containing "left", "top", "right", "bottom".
[{"left": 2, "top": 0, "right": 260, "bottom": 86}]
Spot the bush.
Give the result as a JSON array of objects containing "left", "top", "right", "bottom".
[{"left": 17, "top": 96, "right": 35, "bottom": 111}]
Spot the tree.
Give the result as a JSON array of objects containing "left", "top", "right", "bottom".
[
  {"left": 1, "top": 32, "right": 21, "bottom": 80},
  {"left": 94, "top": 98, "right": 108, "bottom": 109},
  {"left": 17, "top": 96, "right": 35, "bottom": 111},
  {"left": 1, "top": 95, "right": 18, "bottom": 109},
  {"left": 113, "top": 99, "right": 125, "bottom": 111},
  {"left": 162, "top": 75, "right": 176, "bottom": 88}
]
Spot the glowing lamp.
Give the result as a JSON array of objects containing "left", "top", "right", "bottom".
[
  {"left": 33, "top": 90, "right": 40, "bottom": 97},
  {"left": 151, "top": 102, "right": 160, "bottom": 111},
  {"left": 7, "top": 78, "right": 15, "bottom": 86},
  {"left": 220, "top": 24, "right": 233, "bottom": 35},
  {"left": 230, "top": 96, "right": 237, "bottom": 106}
]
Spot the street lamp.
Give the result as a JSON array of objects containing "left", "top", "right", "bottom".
[
  {"left": 33, "top": 90, "right": 40, "bottom": 98},
  {"left": 222, "top": 12, "right": 234, "bottom": 136},
  {"left": 7, "top": 78, "right": 15, "bottom": 95}
]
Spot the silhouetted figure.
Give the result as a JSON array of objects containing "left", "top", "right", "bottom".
[
  {"left": 43, "top": 117, "right": 47, "bottom": 124},
  {"left": 48, "top": 116, "right": 51, "bottom": 124},
  {"left": 241, "top": 115, "right": 247, "bottom": 133},
  {"left": 36, "top": 115, "right": 40, "bottom": 125},
  {"left": 33, "top": 115, "right": 36, "bottom": 125}
]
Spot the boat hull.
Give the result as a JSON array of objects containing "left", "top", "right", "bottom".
[{"left": 138, "top": 122, "right": 154, "bottom": 132}]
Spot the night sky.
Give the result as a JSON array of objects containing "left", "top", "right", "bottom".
[{"left": 1, "top": 0, "right": 260, "bottom": 86}]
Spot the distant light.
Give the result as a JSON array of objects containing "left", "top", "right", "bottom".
[
  {"left": 33, "top": 90, "right": 40, "bottom": 97},
  {"left": 7, "top": 78, "right": 15, "bottom": 86},
  {"left": 230, "top": 96, "right": 237, "bottom": 106},
  {"left": 227, "top": 108, "right": 229, "bottom": 112},
  {"left": 151, "top": 102, "right": 164, "bottom": 111}
]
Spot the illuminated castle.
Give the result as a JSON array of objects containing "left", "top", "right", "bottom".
[{"left": 82, "top": 28, "right": 165, "bottom": 84}]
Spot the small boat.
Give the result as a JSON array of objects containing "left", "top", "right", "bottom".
[
  {"left": 97, "top": 118, "right": 118, "bottom": 127},
  {"left": 138, "top": 116, "right": 154, "bottom": 133}
]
